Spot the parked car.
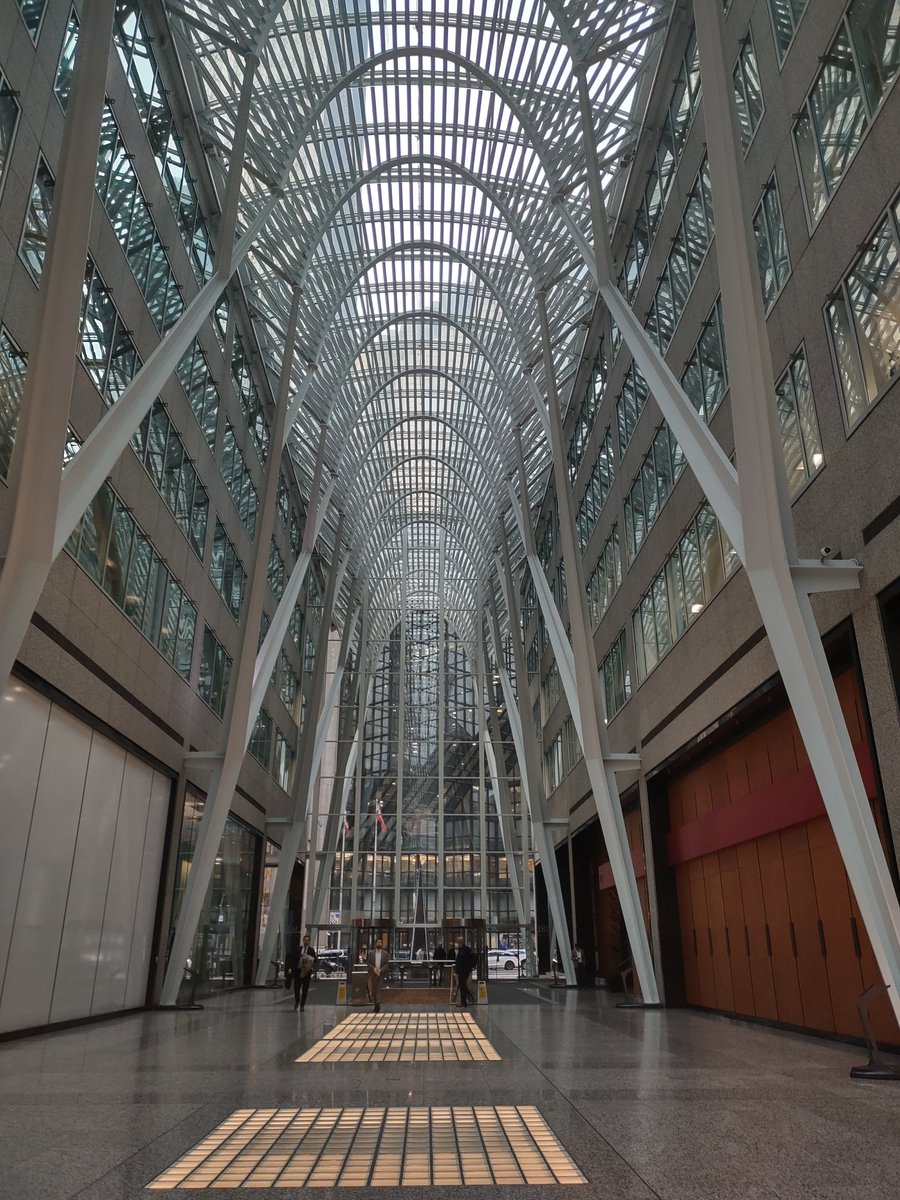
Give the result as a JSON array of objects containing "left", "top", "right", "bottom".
[{"left": 487, "top": 948, "right": 526, "bottom": 972}]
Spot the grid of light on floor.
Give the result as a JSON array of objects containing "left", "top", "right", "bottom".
[
  {"left": 296, "top": 1011, "right": 501, "bottom": 1063},
  {"left": 146, "top": 1105, "right": 585, "bottom": 1189}
]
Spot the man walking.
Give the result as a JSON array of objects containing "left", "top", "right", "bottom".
[
  {"left": 367, "top": 937, "right": 389, "bottom": 1013},
  {"left": 454, "top": 939, "right": 476, "bottom": 1009},
  {"left": 294, "top": 934, "right": 316, "bottom": 1011}
]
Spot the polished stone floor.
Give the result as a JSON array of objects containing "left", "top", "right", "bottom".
[{"left": 1, "top": 983, "right": 898, "bottom": 1199}]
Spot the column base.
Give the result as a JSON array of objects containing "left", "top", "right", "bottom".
[
  {"left": 616, "top": 1001, "right": 663, "bottom": 1010},
  {"left": 850, "top": 1059, "right": 900, "bottom": 1081},
  {"left": 155, "top": 1003, "right": 205, "bottom": 1012}
]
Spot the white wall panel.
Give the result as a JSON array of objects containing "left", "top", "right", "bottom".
[
  {"left": 0, "top": 706, "right": 90, "bottom": 1033},
  {"left": 50, "top": 736, "right": 126, "bottom": 1024},
  {"left": 92, "top": 754, "right": 154, "bottom": 1015},
  {"left": 0, "top": 682, "right": 51, "bottom": 997},
  {"left": 124, "top": 769, "right": 171, "bottom": 1008}
]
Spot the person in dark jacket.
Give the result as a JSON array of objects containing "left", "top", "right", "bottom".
[
  {"left": 454, "top": 939, "right": 476, "bottom": 1008},
  {"left": 294, "top": 935, "right": 316, "bottom": 1011}
]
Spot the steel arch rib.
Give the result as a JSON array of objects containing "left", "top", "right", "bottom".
[{"left": 294, "top": 153, "right": 548, "bottom": 288}]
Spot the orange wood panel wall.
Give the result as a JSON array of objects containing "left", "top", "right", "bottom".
[{"left": 668, "top": 671, "right": 899, "bottom": 1045}]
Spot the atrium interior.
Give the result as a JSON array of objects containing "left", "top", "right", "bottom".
[{"left": 0, "top": 0, "right": 899, "bottom": 1197}]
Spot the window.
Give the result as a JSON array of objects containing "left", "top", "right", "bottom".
[
  {"left": 733, "top": 33, "right": 764, "bottom": 150},
  {"left": 221, "top": 423, "right": 259, "bottom": 537},
  {"left": 17, "top": 0, "right": 47, "bottom": 41},
  {"left": 645, "top": 159, "right": 714, "bottom": 351},
  {"left": 632, "top": 502, "right": 739, "bottom": 681},
  {"left": 273, "top": 730, "right": 294, "bottom": 791},
  {"left": 527, "top": 633, "right": 540, "bottom": 681},
  {"left": 753, "top": 176, "right": 791, "bottom": 310},
  {"left": 268, "top": 540, "right": 285, "bottom": 599},
  {"left": 576, "top": 429, "right": 615, "bottom": 551},
  {"left": 568, "top": 342, "right": 606, "bottom": 480},
  {"left": 210, "top": 520, "right": 246, "bottom": 619},
  {"left": 112, "top": 3, "right": 214, "bottom": 284},
  {"left": 543, "top": 732, "right": 563, "bottom": 794},
  {"left": 624, "top": 423, "right": 686, "bottom": 562},
  {"left": 768, "top": 0, "right": 809, "bottom": 60},
  {"left": 826, "top": 202, "right": 900, "bottom": 424},
  {"left": 96, "top": 106, "right": 184, "bottom": 335},
  {"left": 133, "top": 401, "right": 208, "bottom": 556},
  {"left": 20, "top": 156, "right": 55, "bottom": 280},
  {"left": 0, "top": 327, "right": 28, "bottom": 481},
  {"left": 64, "top": 470, "right": 196, "bottom": 680},
  {"left": 249, "top": 709, "right": 273, "bottom": 768},
  {"left": 776, "top": 352, "right": 824, "bottom": 494},
  {"left": 794, "top": 3, "right": 899, "bottom": 224},
  {"left": 616, "top": 362, "right": 649, "bottom": 455},
  {"left": 540, "top": 661, "right": 562, "bottom": 724},
  {"left": 278, "top": 651, "right": 299, "bottom": 711},
  {"left": 176, "top": 340, "right": 220, "bottom": 450},
  {"left": 79, "top": 259, "right": 141, "bottom": 404},
  {"left": 681, "top": 297, "right": 728, "bottom": 421},
  {"left": 198, "top": 626, "right": 232, "bottom": 717},
  {"left": 0, "top": 69, "right": 22, "bottom": 195},
  {"left": 232, "top": 332, "right": 270, "bottom": 463},
  {"left": 54, "top": 8, "right": 80, "bottom": 109},
  {"left": 600, "top": 631, "right": 631, "bottom": 718},
  {"left": 586, "top": 526, "right": 622, "bottom": 628}
]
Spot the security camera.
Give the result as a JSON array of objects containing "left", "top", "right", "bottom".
[{"left": 819, "top": 545, "right": 838, "bottom": 560}]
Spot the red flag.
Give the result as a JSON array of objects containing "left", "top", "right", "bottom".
[{"left": 375, "top": 801, "right": 387, "bottom": 833}]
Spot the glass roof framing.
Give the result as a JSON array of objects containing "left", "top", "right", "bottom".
[{"left": 168, "top": 0, "right": 670, "bottom": 626}]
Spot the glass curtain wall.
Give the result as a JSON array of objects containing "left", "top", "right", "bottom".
[
  {"left": 168, "top": 790, "right": 262, "bottom": 998},
  {"left": 328, "top": 610, "right": 521, "bottom": 940}
]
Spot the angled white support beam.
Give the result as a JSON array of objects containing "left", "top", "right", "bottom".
[
  {"left": 573, "top": 70, "right": 745, "bottom": 559},
  {"left": 309, "top": 671, "right": 362, "bottom": 930},
  {"left": 512, "top": 296, "right": 659, "bottom": 1003},
  {"left": 160, "top": 285, "right": 305, "bottom": 1006},
  {"left": 250, "top": 429, "right": 333, "bottom": 724},
  {"left": 481, "top": 635, "right": 527, "bottom": 927},
  {"left": 693, "top": 0, "right": 900, "bottom": 1027},
  {"left": 255, "top": 527, "right": 346, "bottom": 985},
  {"left": 0, "top": 0, "right": 117, "bottom": 689},
  {"left": 54, "top": 55, "right": 278, "bottom": 555},
  {"left": 490, "top": 558, "right": 576, "bottom": 987}
]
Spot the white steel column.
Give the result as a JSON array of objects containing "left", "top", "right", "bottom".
[
  {"left": 693, "top": 0, "right": 900, "bottom": 1024},
  {"left": 475, "top": 590, "right": 489, "bottom": 922},
  {"left": 349, "top": 600, "right": 370, "bottom": 920},
  {"left": 393, "top": 534, "right": 409, "bottom": 923},
  {"left": 482, "top": 634, "right": 527, "bottom": 927},
  {"left": 511, "top": 394, "right": 659, "bottom": 1003},
  {"left": 254, "top": 527, "right": 345, "bottom": 983},
  {"left": 160, "top": 291, "right": 315, "bottom": 1005},
  {"left": 489, "top": 565, "right": 576, "bottom": 986},
  {"left": 436, "top": 532, "right": 447, "bottom": 922},
  {"left": 0, "top": 0, "right": 117, "bottom": 688}
]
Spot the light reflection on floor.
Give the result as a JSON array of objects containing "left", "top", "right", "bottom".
[
  {"left": 296, "top": 1010, "right": 502, "bottom": 1063},
  {"left": 146, "top": 1105, "right": 586, "bottom": 1189}
]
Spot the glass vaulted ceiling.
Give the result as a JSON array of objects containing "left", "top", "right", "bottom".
[{"left": 170, "top": 0, "right": 669, "bottom": 638}]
